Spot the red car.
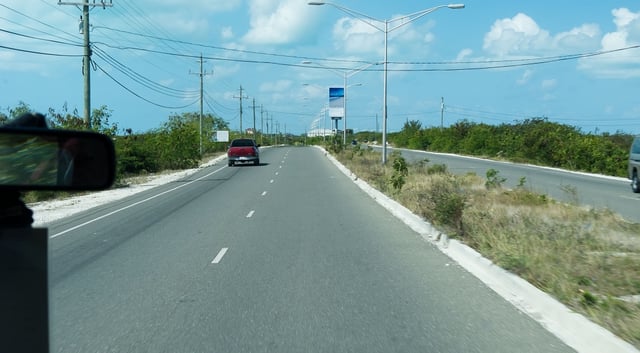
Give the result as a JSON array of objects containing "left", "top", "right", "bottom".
[{"left": 227, "top": 138, "right": 260, "bottom": 166}]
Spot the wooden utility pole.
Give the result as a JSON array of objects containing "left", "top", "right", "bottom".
[
  {"left": 58, "top": 0, "right": 113, "bottom": 129},
  {"left": 190, "top": 54, "right": 213, "bottom": 155},
  {"left": 234, "top": 86, "right": 248, "bottom": 135}
]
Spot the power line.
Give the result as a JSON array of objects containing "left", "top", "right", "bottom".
[
  {"left": 0, "top": 44, "right": 83, "bottom": 57},
  {"left": 0, "top": 28, "right": 82, "bottom": 47},
  {"left": 88, "top": 38, "right": 640, "bottom": 73},
  {"left": 92, "top": 46, "right": 200, "bottom": 98},
  {"left": 93, "top": 60, "right": 200, "bottom": 109},
  {"left": 91, "top": 25, "right": 374, "bottom": 65},
  {"left": 0, "top": 4, "right": 80, "bottom": 43}
]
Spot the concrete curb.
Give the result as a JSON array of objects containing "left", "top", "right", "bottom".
[{"left": 319, "top": 146, "right": 639, "bottom": 353}]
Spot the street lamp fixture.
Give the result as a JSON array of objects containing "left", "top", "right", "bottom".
[
  {"left": 302, "top": 61, "right": 373, "bottom": 145},
  {"left": 308, "top": 2, "right": 464, "bottom": 163}
]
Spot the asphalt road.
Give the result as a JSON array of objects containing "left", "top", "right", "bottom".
[
  {"left": 48, "top": 146, "right": 575, "bottom": 353},
  {"left": 373, "top": 146, "right": 640, "bottom": 223}
]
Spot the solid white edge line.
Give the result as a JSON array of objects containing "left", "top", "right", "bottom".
[
  {"left": 50, "top": 166, "right": 228, "bottom": 239},
  {"left": 211, "top": 247, "right": 228, "bottom": 264}
]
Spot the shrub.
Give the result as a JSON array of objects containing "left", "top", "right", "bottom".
[{"left": 485, "top": 168, "right": 506, "bottom": 189}]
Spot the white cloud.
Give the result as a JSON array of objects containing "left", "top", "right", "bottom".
[
  {"left": 149, "top": 13, "right": 211, "bottom": 35},
  {"left": 242, "top": 0, "right": 317, "bottom": 45},
  {"left": 331, "top": 16, "right": 438, "bottom": 58},
  {"left": 541, "top": 78, "right": 557, "bottom": 89},
  {"left": 612, "top": 8, "right": 639, "bottom": 28},
  {"left": 516, "top": 69, "right": 533, "bottom": 85},
  {"left": 221, "top": 27, "right": 234, "bottom": 40},
  {"left": 114, "top": 0, "right": 241, "bottom": 36},
  {"left": 258, "top": 79, "right": 295, "bottom": 103},
  {"left": 483, "top": 13, "right": 600, "bottom": 57},
  {"left": 578, "top": 8, "right": 640, "bottom": 78},
  {"left": 212, "top": 64, "right": 240, "bottom": 79},
  {"left": 333, "top": 17, "right": 382, "bottom": 55},
  {"left": 259, "top": 79, "right": 292, "bottom": 93},
  {"left": 483, "top": 13, "right": 550, "bottom": 57},
  {"left": 554, "top": 24, "right": 601, "bottom": 51},
  {"left": 456, "top": 48, "right": 473, "bottom": 61}
]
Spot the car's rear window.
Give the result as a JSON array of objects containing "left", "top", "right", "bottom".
[
  {"left": 231, "top": 139, "right": 255, "bottom": 147},
  {"left": 632, "top": 137, "right": 640, "bottom": 154}
]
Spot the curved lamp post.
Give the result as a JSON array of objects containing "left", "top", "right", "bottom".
[
  {"left": 303, "top": 61, "right": 372, "bottom": 145},
  {"left": 308, "top": 2, "right": 464, "bottom": 163}
]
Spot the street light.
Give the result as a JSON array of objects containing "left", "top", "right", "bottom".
[
  {"left": 302, "top": 61, "right": 373, "bottom": 145},
  {"left": 308, "top": 2, "right": 464, "bottom": 163}
]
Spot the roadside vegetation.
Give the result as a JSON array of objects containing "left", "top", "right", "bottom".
[
  {"left": 2, "top": 102, "right": 272, "bottom": 203},
  {"left": 382, "top": 118, "right": 632, "bottom": 177},
  {"left": 335, "top": 144, "right": 640, "bottom": 348}
]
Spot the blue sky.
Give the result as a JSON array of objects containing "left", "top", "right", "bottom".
[{"left": 1, "top": 0, "right": 639, "bottom": 135}]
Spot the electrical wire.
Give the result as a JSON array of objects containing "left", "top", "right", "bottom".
[
  {"left": 93, "top": 59, "right": 200, "bottom": 109},
  {"left": 92, "top": 25, "right": 374, "bottom": 65},
  {"left": 0, "top": 28, "right": 82, "bottom": 47},
  {"left": 92, "top": 46, "right": 200, "bottom": 98},
  {"left": 0, "top": 4, "right": 80, "bottom": 44},
  {"left": 0, "top": 44, "right": 83, "bottom": 57}
]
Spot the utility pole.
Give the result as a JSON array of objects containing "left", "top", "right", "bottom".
[
  {"left": 260, "top": 105, "right": 264, "bottom": 146},
  {"left": 234, "top": 86, "right": 248, "bottom": 136},
  {"left": 266, "top": 113, "right": 270, "bottom": 143},
  {"left": 250, "top": 98, "right": 257, "bottom": 139},
  {"left": 190, "top": 54, "right": 213, "bottom": 155},
  {"left": 440, "top": 97, "right": 445, "bottom": 130},
  {"left": 59, "top": 0, "right": 113, "bottom": 129}
]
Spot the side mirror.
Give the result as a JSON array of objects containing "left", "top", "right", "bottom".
[{"left": 0, "top": 128, "right": 116, "bottom": 191}]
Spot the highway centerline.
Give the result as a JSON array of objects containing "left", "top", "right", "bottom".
[{"left": 211, "top": 247, "right": 228, "bottom": 264}]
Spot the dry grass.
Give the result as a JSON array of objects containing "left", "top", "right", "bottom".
[{"left": 336, "top": 147, "right": 640, "bottom": 348}]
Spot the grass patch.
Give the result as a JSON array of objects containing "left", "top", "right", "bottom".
[{"left": 333, "top": 147, "right": 640, "bottom": 348}]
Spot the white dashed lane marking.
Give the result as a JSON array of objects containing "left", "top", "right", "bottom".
[{"left": 211, "top": 248, "right": 228, "bottom": 264}]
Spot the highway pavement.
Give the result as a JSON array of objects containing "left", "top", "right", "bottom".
[{"left": 47, "top": 146, "right": 575, "bottom": 352}]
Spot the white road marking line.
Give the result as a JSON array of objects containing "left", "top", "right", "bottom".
[
  {"left": 246, "top": 210, "right": 255, "bottom": 218},
  {"left": 211, "top": 247, "right": 228, "bottom": 264},
  {"left": 50, "top": 166, "right": 228, "bottom": 239},
  {"left": 270, "top": 179, "right": 274, "bottom": 183},
  {"left": 620, "top": 195, "right": 640, "bottom": 201},
  {"left": 261, "top": 191, "right": 268, "bottom": 196}
]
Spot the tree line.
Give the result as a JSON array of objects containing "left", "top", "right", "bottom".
[
  {"left": 387, "top": 118, "right": 633, "bottom": 177},
  {"left": 1, "top": 102, "right": 234, "bottom": 183}
]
